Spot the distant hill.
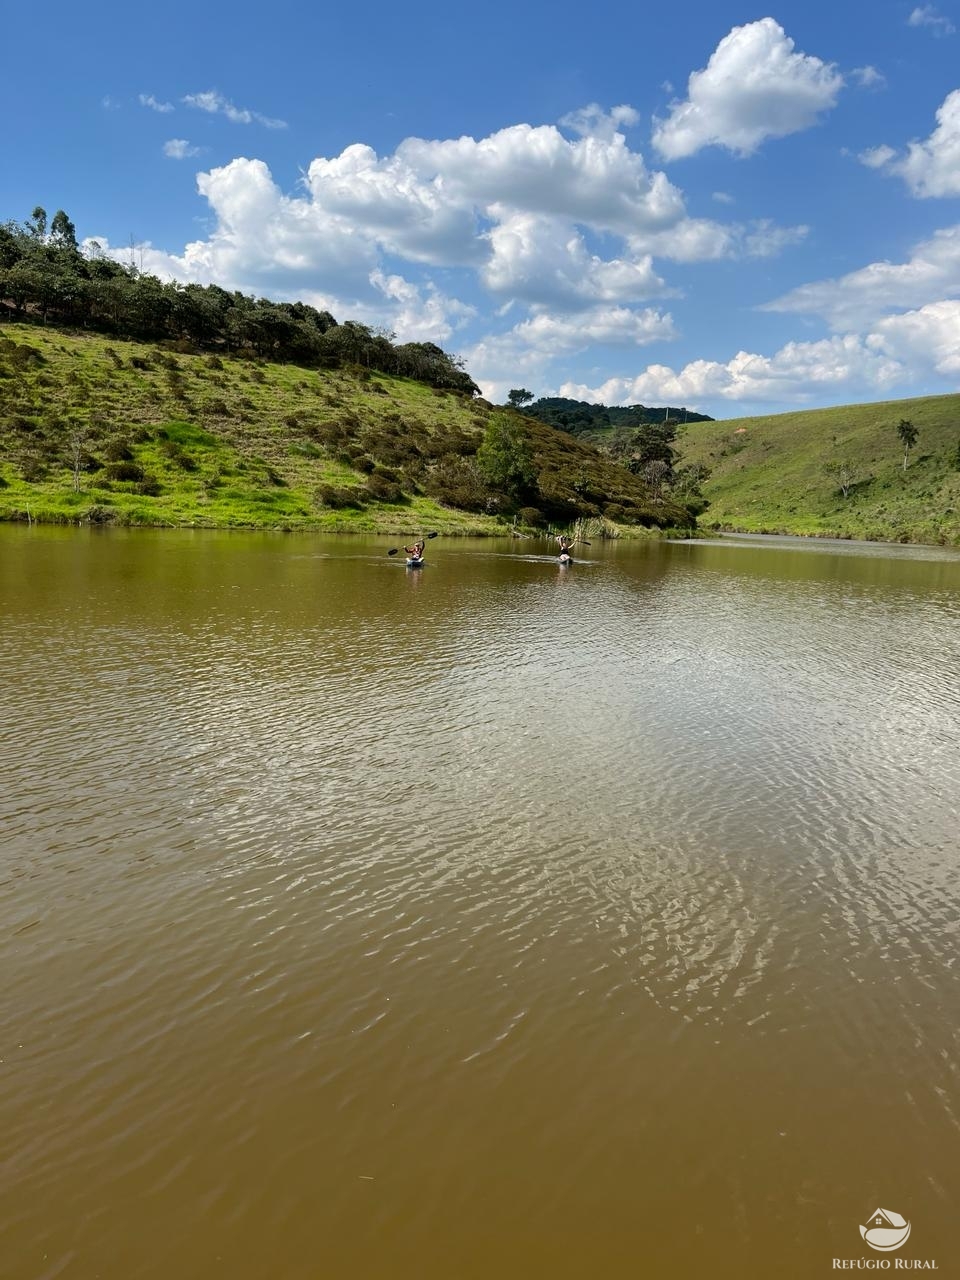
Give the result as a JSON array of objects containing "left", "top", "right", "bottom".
[
  {"left": 523, "top": 397, "right": 714, "bottom": 437},
  {"left": 0, "top": 324, "right": 694, "bottom": 533},
  {"left": 676, "top": 394, "right": 960, "bottom": 545}
]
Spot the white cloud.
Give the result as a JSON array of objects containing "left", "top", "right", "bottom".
[
  {"left": 163, "top": 139, "right": 200, "bottom": 160},
  {"left": 182, "top": 90, "right": 287, "bottom": 129},
  {"left": 873, "top": 299, "right": 960, "bottom": 374},
  {"left": 712, "top": 191, "right": 735, "bottom": 205},
  {"left": 858, "top": 144, "right": 897, "bottom": 169},
  {"left": 851, "top": 65, "right": 886, "bottom": 89},
  {"left": 305, "top": 143, "right": 482, "bottom": 267},
  {"left": 907, "top": 5, "right": 956, "bottom": 35},
  {"left": 652, "top": 18, "right": 844, "bottom": 160},
  {"left": 766, "top": 224, "right": 960, "bottom": 329},
  {"left": 559, "top": 103, "right": 640, "bottom": 140},
  {"left": 398, "top": 120, "right": 686, "bottom": 235},
  {"left": 483, "top": 211, "right": 667, "bottom": 307},
  {"left": 512, "top": 305, "right": 677, "bottom": 351},
  {"left": 864, "top": 89, "right": 960, "bottom": 197},
  {"left": 741, "top": 219, "right": 809, "bottom": 258},
  {"left": 559, "top": 334, "right": 904, "bottom": 407},
  {"left": 140, "top": 93, "right": 174, "bottom": 113},
  {"left": 628, "top": 216, "right": 807, "bottom": 263},
  {"left": 367, "top": 272, "right": 475, "bottom": 342},
  {"left": 461, "top": 304, "right": 677, "bottom": 402}
]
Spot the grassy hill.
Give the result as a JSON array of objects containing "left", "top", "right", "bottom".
[
  {"left": 0, "top": 323, "right": 692, "bottom": 534},
  {"left": 676, "top": 394, "right": 960, "bottom": 545}
]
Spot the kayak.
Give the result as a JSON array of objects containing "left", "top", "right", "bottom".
[
  {"left": 559, "top": 553, "right": 573, "bottom": 564},
  {"left": 406, "top": 556, "right": 424, "bottom": 567}
]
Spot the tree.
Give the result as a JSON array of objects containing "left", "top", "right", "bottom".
[
  {"left": 627, "top": 420, "right": 678, "bottom": 481},
  {"left": 50, "top": 210, "right": 78, "bottom": 250},
  {"left": 66, "top": 425, "right": 88, "bottom": 493},
  {"left": 28, "top": 206, "right": 47, "bottom": 239},
  {"left": 507, "top": 388, "right": 534, "bottom": 410},
  {"left": 476, "top": 412, "right": 536, "bottom": 498},
  {"left": 896, "top": 418, "right": 918, "bottom": 471}
]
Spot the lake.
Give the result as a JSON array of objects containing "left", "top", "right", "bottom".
[{"left": 1, "top": 527, "right": 958, "bottom": 1279}]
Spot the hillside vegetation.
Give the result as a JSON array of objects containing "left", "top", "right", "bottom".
[
  {"left": 520, "top": 396, "right": 713, "bottom": 437},
  {"left": 0, "top": 324, "right": 692, "bottom": 533},
  {"left": 676, "top": 394, "right": 960, "bottom": 545}
]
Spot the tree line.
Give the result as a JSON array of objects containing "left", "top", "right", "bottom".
[
  {"left": 507, "top": 392, "right": 713, "bottom": 433},
  {"left": 0, "top": 206, "right": 480, "bottom": 395}
]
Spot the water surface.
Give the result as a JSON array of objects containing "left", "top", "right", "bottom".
[{"left": 2, "top": 528, "right": 958, "bottom": 1278}]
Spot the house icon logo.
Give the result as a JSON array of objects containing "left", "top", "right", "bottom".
[{"left": 860, "top": 1208, "right": 912, "bottom": 1251}]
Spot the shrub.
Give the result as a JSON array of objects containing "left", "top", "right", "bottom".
[
  {"left": 363, "top": 473, "right": 406, "bottom": 503},
  {"left": 20, "top": 457, "right": 48, "bottom": 482},
  {"left": 159, "top": 440, "right": 198, "bottom": 471},
  {"left": 104, "top": 461, "right": 145, "bottom": 482},
  {"left": 103, "top": 438, "right": 133, "bottom": 461},
  {"left": 314, "top": 484, "right": 366, "bottom": 509},
  {"left": 517, "top": 506, "right": 544, "bottom": 527}
]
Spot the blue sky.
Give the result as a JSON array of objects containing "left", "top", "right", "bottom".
[{"left": 3, "top": 0, "right": 959, "bottom": 418}]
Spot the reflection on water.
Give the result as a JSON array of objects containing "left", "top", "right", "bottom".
[{"left": 1, "top": 528, "right": 958, "bottom": 1279}]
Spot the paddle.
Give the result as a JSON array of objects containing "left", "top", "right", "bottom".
[{"left": 387, "top": 532, "right": 438, "bottom": 556}]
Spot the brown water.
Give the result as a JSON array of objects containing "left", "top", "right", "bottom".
[{"left": 1, "top": 527, "right": 958, "bottom": 1279}]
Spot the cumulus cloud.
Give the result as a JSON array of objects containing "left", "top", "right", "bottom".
[
  {"left": 766, "top": 224, "right": 960, "bottom": 329},
  {"left": 863, "top": 89, "right": 960, "bottom": 197},
  {"left": 559, "top": 334, "right": 904, "bottom": 408},
  {"left": 305, "top": 143, "right": 482, "bottom": 267},
  {"left": 512, "top": 305, "right": 676, "bottom": 351},
  {"left": 458, "top": 302, "right": 679, "bottom": 402},
  {"left": 907, "top": 5, "right": 956, "bottom": 35},
  {"left": 397, "top": 120, "right": 687, "bottom": 236},
  {"left": 182, "top": 90, "right": 287, "bottom": 129},
  {"left": 483, "top": 212, "right": 667, "bottom": 307},
  {"left": 163, "top": 139, "right": 200, "bottom": 160},
  {"left": 873, "top": 299, "right": 960, "bottom": 374},
  {"left": 652, "top": 18, "right": 844, "bottom": 160},
  {"left": 367, "top": 272, "right": 475, "bottom": 342},
  {"left": 140, "top": 93, "right": 174, "bottom": 113}
]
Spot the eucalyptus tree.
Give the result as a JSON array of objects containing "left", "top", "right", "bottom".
[{"left": 896, "top": 419, "right": 918, "bottom": 471}]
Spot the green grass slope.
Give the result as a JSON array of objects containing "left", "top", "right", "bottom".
[
  {"left": 0, "top": 324, "right": 691, "bottom": 533},
  {"left": 676, "top": 394, "right": 960, "bottom": 545}
]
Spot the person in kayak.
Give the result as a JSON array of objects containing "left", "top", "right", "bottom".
[
  {"left": 404, "top": 539, "right": 425, "bottom": 561},
  {"left": 556, "top": 534, "right": 574, "bottom": 556}
]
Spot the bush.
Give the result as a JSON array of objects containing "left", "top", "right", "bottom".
[
  {"left": 104, "top": 461, "right": 145, "bottom": 482},
  {"left": 20, "top": 457, "right": 48, "bottom": 482},
  {"left": 159, "top": 439, "right": 198, "bottom": 471},
  {"left": 517, "top": 506, "right": 544, "bottom": 527},
  {"left": 102, "top": 438, "right": 133, "bottom": 461},
  {"left": 363, "top": 473, "right": 406, "bottom": 503},
  {"left": 314, "top": 484, "right": 366, "bottom": 509}
]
